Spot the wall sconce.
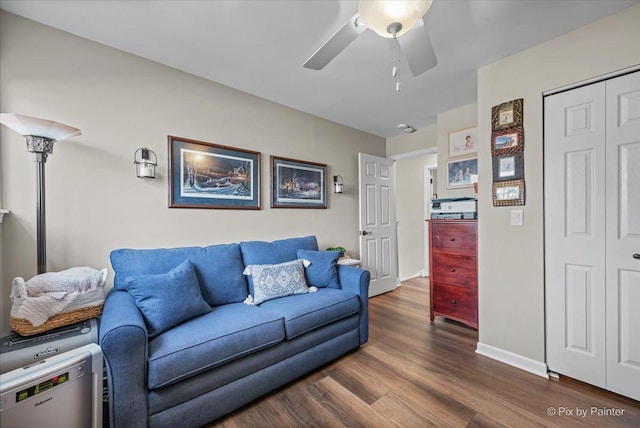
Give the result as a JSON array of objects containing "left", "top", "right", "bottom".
[
  {"left": 134, "top": 148, "right": 157, "bottom": 178},
  {"left": 333, "top": 175, "right": 344, "bottom": 193}
]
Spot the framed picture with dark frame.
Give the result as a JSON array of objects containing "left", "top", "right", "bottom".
[
  {"left": 446, "top": 157, "right": 477, "bottom": 189},
  {"left": 168, "top": 135, "right": 261, "bottom": 209},
  {"left": 492, "top": 152, "right": 524, "bottom": 181},
  {"left": 492, "top": 98, "right": 523, "bottom": 131},
  {"left": 492, "top": 179, "right": 525, "bottom": 206},
  {"left": 271, "top": 156, "right": 327, "bottom": 209},
  {"left": 491, "top": 127, "right": 524, "bottom": 156}
]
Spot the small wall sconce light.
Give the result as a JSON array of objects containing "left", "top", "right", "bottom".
[
  {"left": 134, "top": 148, "right": 157, "bottom": 178},
  {"left": 333, "top": 175, "right": 344, "bottom": 193}
]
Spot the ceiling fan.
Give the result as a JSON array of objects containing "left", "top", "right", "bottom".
[{"left": 303, "top": 0, "right": 437, "bottom": 77}]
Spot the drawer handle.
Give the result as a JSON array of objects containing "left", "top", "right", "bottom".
[
  {"left": 450, "top": 237, "right": 455, "bottom": 241},
  {"left": 451, "top": 299, "right": 456, "bottom": 304},
  {"left": 450, "top": 268, "right": 456, "bottom": 272}
]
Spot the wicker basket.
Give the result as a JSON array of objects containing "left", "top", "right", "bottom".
[
  {"left": 10, "top": 274, "right": 105, "bottom": 336},
  {"left": 10, "top": 302, "right": 104, "bottom": 336}
]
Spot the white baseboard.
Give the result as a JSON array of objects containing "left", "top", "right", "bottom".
[
  {"left": 476, "top": 342, "right": 549, "bottom": 379},
  {"left": 398, "top": 271, "right": 426, "bottom": 283}
]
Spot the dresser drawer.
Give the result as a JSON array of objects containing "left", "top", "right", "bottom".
[
  {"left": 432, "top": 283, "right": 478, "bottom": 325},
  {"left": 431, "top": 253, "right": 477, "bottom": 289},
  {"left": 430, "top": 222, "right": 477, "bottom": 256}
]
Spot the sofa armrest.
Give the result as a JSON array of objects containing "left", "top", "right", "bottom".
[
  {"left": 337, "top": 265, "right": 370, "bottom": 344},
  {"left": 99, "top": 289, "right": 148, "bottom": 428}
]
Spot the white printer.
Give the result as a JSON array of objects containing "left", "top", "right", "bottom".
[{"left": 430, "top": 197, "right": 477, "bottom": 219}]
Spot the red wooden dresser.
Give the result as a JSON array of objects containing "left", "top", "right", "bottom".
[{"left": 427, "top": 219, "right": 478, "bottom": 329}]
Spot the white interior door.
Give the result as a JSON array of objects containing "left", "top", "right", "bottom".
[
  {"left": 605, "top": 71, "right": 640, "bottom": 400},
  {"left": 358, "top": 153, "right": 397, "bottom": 297},
  {"left": 544, "top": 81, "right": 607, "bottom": 388}
]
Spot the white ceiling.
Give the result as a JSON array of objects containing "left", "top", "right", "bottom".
[{"left": 1, "top": 0, "right": 637, "bottom": 138}]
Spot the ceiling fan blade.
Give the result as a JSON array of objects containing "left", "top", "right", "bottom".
[
  {"left": 399, "top": 19, "right": 437, "bottom": 77},
  {"left": 303, "top": 14, "right": 365, "bottom": 70}
]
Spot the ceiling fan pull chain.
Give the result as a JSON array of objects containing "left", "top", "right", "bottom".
[{"left": 393, "top": 35, "right": 401, "bottom": 92}]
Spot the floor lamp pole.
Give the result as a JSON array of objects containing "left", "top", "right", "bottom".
[
  {"left": 35, "top": 157, "right": 47, "bottom": 274},
  {"left": 26, "top": 135, "right": 55, "bottom": 275}
]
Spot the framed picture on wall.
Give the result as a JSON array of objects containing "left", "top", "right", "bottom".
[
  {"left": 448, "top": 127, "right": 478, "bottom": 157},
  {"left": 492, "top": 98, "right": 523, "bottom": 131},
  {"left": 492, "top": 179, "right": 525, "bottom": 206},
  {"left": 168, "top": 136, "right": 261, "bottom": 209},
  {"left": 491, "top": 126, "right": 524, "bottom": 156},
  {"left": 271, "top": 156, "right": 327, "bottom": 208},
  {"left": 492, "top": 152, "right": 524, "bottom": 181},
  {"left": 446, "top": 157, "right": 477, "bottom": 189}
]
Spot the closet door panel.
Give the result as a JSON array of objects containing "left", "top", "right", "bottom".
[
  {"left": 544, "top": 82, "right": 606, "bottom": 388},
  {"left": 605, "top": 71, "right": 640, "bottom": 401}
]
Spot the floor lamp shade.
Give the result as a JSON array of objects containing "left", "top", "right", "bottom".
[{"left": 0, "top": 113, "right": 81, "bottom": 274}]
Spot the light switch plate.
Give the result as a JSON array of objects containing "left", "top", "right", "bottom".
[{"left": 511, "top": 209, "right": 524, "bottom": 226}]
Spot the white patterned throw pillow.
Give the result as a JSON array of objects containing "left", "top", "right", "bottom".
[{"left": 243, "top": 259, "right": 317, "bottom": 305}]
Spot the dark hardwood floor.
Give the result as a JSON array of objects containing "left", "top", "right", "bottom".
[{"left": 210, "top": 277, "right": 640, "bottom": 427}]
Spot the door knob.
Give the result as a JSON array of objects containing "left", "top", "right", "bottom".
[
  {"left": 361, "top": 231, "right": 371, "bottom": 236},
  {"left": 634, "top": 253, "right": 640, "bottom": 260}
]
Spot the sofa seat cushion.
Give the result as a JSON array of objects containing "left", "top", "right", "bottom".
[
  {"left": 147, "top": 303, "right": 284, "bottom": 389},
  {"left": 258, "top": 288, "right": 359, "bottom": 339}
]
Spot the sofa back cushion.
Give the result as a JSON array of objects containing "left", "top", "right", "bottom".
[
  {"left": 240, "top": 236, "right": 318, "bottom": 296},
  {"left": 111, "top": 243, "right": 247, "bottom": 306}
]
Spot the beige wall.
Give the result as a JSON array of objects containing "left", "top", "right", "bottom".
[
  {"left": 386, "top": 123, "right": 437, "bottom": 157},
  {"left": 394, "top": 153, "right": 437, "bottom": 280},
  {"left": 387, "top": 124, "right": 437, "bottom": 281},
  {"left": 0, "top": 12, "right": 385, "bottom": 335},
  {"left": 477, "top": 4, "right": 640, "bottom": 362},
  {"left": 436, "top": 104, "right": 478, "bottom": 199}
]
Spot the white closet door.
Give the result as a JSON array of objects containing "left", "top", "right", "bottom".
[
  {"left": 544, "top": 82, "right": 607, "bottom": 388},
  {"left": 605, "top": 71, "right": 640, "bottom": 400}
]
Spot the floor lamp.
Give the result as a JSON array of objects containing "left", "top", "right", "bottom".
[{"left": 0, "top": 113, "right": 82, "bottom": 274}]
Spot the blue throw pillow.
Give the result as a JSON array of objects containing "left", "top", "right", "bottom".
[
  {"left": 126, "top": 259, "right": 211, "bottom": 338},
  {"left": 243, "top": 259, "right": 316, "bottom": 305},
  {"left": 297, "top": 250, "right": 341, "bottom": 289}
]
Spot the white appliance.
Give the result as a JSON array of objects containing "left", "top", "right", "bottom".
[
  {"left": 0, "top": 343, "right": 103, "bottom": 428},
  {"left": 430, "top": 198, "right": 477, "bottom": 219},
  {"left": 1, "top": 318, "right": 99, "bottom": 374}
]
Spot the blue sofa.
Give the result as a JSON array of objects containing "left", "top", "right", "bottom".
[{"left": 99, "top": 236, "right": 370, "bottom": 428}]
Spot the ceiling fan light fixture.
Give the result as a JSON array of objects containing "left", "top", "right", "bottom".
[{"left": 359, "top": 0, "right": 433, "bottom": 38}]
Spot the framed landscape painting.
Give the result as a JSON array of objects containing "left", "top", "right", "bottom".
[
  {"left": 168, "top": 136, "right": 261, "bottom": 209},
  {"left": 271, "top": 156, "right": 327, "bottom": 208}
]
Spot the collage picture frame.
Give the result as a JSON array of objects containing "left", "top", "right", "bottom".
[{"left": 491, "top": 98, "right": 525, "bottom": 206}]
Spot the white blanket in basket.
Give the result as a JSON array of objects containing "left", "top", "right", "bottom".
[{"left": 11, "top": 267, "right": 108, "bottom": 327}]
